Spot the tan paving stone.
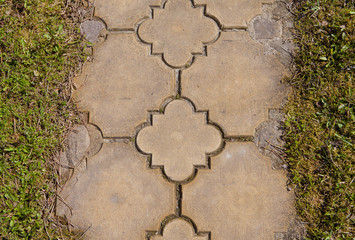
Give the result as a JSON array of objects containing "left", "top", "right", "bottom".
[
  {"left": 138, "top": 0, "right": 219, "bottom": 68},
  {"left": 151, "top": 218, "right": 209, "bottom": 240},
  {"left": 182, "top": 142, "right": 294, "bottom": 240},
  {"left": 74, "top": 33, "right": 174, "bottom": 137},
  {"left": 194, "top": 0, "right": 274, "bottom": 28},
  {"left": 137, "top": 100, "right": 222, "bottom": 182},
  {"left": 57, "top": 143, "right": 174, "bottom": 239},
  {"left": 182, "top": 32, "right": 288, "bottom": 136},
  {"left": 90, "top": 0, "right": 162, "bottom": 29}
]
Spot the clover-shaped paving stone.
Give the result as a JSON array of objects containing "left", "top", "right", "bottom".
[
  {"left": 138, "top": 0, "right": 219, "bottom": 68},
  {"left": 151, "top": 218, "right": 209, "bottom": 240},
  {"left": 137, "top": 100, "right": 222, "bottom": 182}
]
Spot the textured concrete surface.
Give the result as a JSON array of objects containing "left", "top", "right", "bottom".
[
  {"left": 137, "top": 100, "right": 222, "bottom": 182},
  {"left": 89, "top": 0, "right": 163, "bottom": 29},
  {"left": 182, "top": 143, "right": 294, "bottom": 240},
  {"left": 182, "top": 32, "right": 287, "bottom": 136},
  {"left": 138, "top": 0, "right": 219, "bottom": 67},
  {"left": 194, "top": 0, "right": 273, "bottom": 28},
  {"left": 59, "top": 0, "right": 296, "bottom": 239},
  {"left": 57, "top": 143, "right": 174, "bottom": 239},
  {"left": 73, "top": 34, "right": 174, "bottom": 137}
]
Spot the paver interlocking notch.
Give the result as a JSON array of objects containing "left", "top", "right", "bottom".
[
  {"left": 58, "top": 0, "right": 295, "bottom": 239},
  {"left": 147, "top": 216, "right": 211, "bottom": 240}
]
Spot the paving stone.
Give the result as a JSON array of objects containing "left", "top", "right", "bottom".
[
  {"left": 73, "top": 33, "right": 174, "bottom": 137},
  {"left": 151, "top": 218, "right": 208, "bottom": 240},
  {"left": 138, "top": 0, "right": 219, "bottom": 68},
  {"left": 90, "top": 0, "right": 162, "bottom": 29},
  {"left": 61, "top": 0, "right": 295, "bottom": 238},
  {"left": 80, "top": 20, "right": 105, "bottom": 43},
  {"left": 57, "top": 143, "right": 174, "bottom": 239},
  {"left": 252, "top": 18, "right": 282, "bottom": 39},
  {"left": 137, "top": 100, "right": 222, "bottom": 182},
  {"left": 194, "top": 0, "right": 274, "bottom": 28},
  {"left": 182, "top": 32, "right": 288, "bottom": 136},
  {"left": 182, "top": 142, "right": 294, "bottom": 240}
]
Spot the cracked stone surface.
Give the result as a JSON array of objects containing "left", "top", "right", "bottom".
[
  {"left": 57, "top": 143, "right": 174, "bottom": 239},
  {"left": 138, "top": 0, "right": 219, "bottom": 68},
  {"left": 182, "top": 32, "right": 288, "bottom": 136},
  {"left": 183, "top": 143, "right": 294, "bottom": 240},
  {"left": 137, "top": 100, "right": 222, "bottom": 182},
  {"left": 59, "top": 0, "right": 296, "bottom": 239},
  {"left": 73, "top": 33, "right": 174, "bottom": 137}
]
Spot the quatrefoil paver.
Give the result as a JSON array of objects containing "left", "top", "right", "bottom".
[
  {"left": 137, "top": 100, "right": 222, "bottom": 182},
  {"left": 151, "top": 218, "right": 209, "bottom": 240},
  {"left": 138, "top": 0, "right": 219, "bottom": 68}
]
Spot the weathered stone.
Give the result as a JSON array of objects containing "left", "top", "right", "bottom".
[
  {"left": 182, "top": 32, "right": 288, "bottom": 136},
  {"left": 272, "top": 1, "right": 290, "bottom": 20},
  {"left": 57, "top": 143, "right": 174, "bottom": 239},
  {"left": 274, "top": 219, "right": 306, "bottom": 240},
  {"left": 183, "top": 142, "right": 294, "bottom": 240},
  {"left": 60, "top": 1, "right": 295, "bottom": 238},
  {"left": 137, "top": 100, "right": 222, "bottom": 182},
  {"left": 73, "top": 33, "right": 174, "bottom": 137},
  {"left": 138, "top": 0, "right": 219, "bottom": 68},
  {"left": 194, "top": 0, "right": 274, "bottom": 28},
  {"left": 252, "top": 18, "right": 281, "bottom": 39},
  {"left": 90, "top": 0, "right": 162, "bottom": 29},
  {"left": 80, "top": 20, "right": 105, "bottom": 43},
  {"left": 254, "top": 109, "right": 286, "bottom": 169},
  {"left": 60, "top": 125, "right": 90, "bottom": 173},
  {"left": 151, "top": 218, "right": 209, "bottom": 240}
]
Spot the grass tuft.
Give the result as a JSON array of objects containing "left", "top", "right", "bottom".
[
  {"left": 285, "top": 0, "right": 354, "bottom": 239},
  {"left": 0, "top": 0, "right": 85, "bottom": 238}
]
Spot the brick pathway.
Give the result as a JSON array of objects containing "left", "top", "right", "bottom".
[{"left": 58, "top": 0, "right": 295, "bottom": 239}]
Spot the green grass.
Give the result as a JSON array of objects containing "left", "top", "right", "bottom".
[
  {"left": 284, "top": 0, "right": 354, "bottom": 239},
  {"left": 0, "top": 0, "right": 84, "bottom": 238}
]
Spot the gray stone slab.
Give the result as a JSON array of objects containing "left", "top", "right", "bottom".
[{"left": 80, "top": 20, "right": 105, "bottom": 43}]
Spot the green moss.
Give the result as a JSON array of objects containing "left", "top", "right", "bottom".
[
  {"left": 285, "top": 0, "right": 354, "bottom": 239},
  {"left": 0, "top": 0, "right": 85, "bottom": 238}
]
